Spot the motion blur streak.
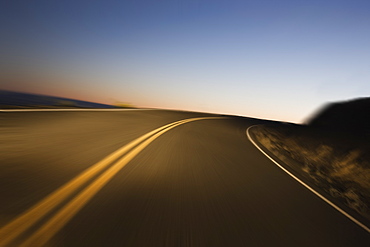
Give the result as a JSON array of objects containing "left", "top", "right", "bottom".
[
  {"left": 20, "top": 117, "right": 221, "bottom": 247},
  {"left": 0, "top": 117, "right": 211, "bottom": 246}
]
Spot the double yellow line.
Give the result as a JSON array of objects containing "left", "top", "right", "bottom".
[{"left": 0, "top": 117, "right": 222, "bottom": 246}]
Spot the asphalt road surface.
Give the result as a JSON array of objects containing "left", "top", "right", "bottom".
[{"left": 0, "top": 110, "right": 369, "bottom": 246}]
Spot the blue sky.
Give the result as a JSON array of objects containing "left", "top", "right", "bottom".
[{"left": 1, "top": 0, "right": 370, "bottom": 122}]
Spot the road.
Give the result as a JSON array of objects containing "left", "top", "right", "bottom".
[{"left": 0, "top": 110, "right": 369, "bottom": 246}]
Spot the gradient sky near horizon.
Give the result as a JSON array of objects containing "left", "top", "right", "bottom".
[{"left": 1, "top": 0, "right": 370, "bottom": 123}]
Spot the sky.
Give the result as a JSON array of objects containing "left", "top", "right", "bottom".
[{"left": 1, "top": 0, "right": 370, "bottom": 123}]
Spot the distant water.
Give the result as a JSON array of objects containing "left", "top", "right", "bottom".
[{"left": 0, "top": 90, "right": 116, "bottom": 108}]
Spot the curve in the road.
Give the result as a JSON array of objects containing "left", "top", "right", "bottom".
[
  {"left": 0, "top": 117, "right": 223, "bottom": 247},
  {"left": 0, "top": 117, "right": 187, "bottom": 245}
]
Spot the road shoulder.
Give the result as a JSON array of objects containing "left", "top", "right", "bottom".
[{"left": 246, "top": 125, "right": 370, "bottom": 234}]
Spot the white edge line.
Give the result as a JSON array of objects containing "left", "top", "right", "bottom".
[
  {"left": 0, "top": 108, "right": 152, "bottom": 113},
  {"left": 246, "top": 125, "right": 370, "bottom": 234}
]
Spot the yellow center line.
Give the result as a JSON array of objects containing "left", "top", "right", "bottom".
[
  {"left": 0, "top": 118, "right": 191, "bottom": 246},
  {"left": 20, "top": 117, "right": 222, "bottom": 247}
]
